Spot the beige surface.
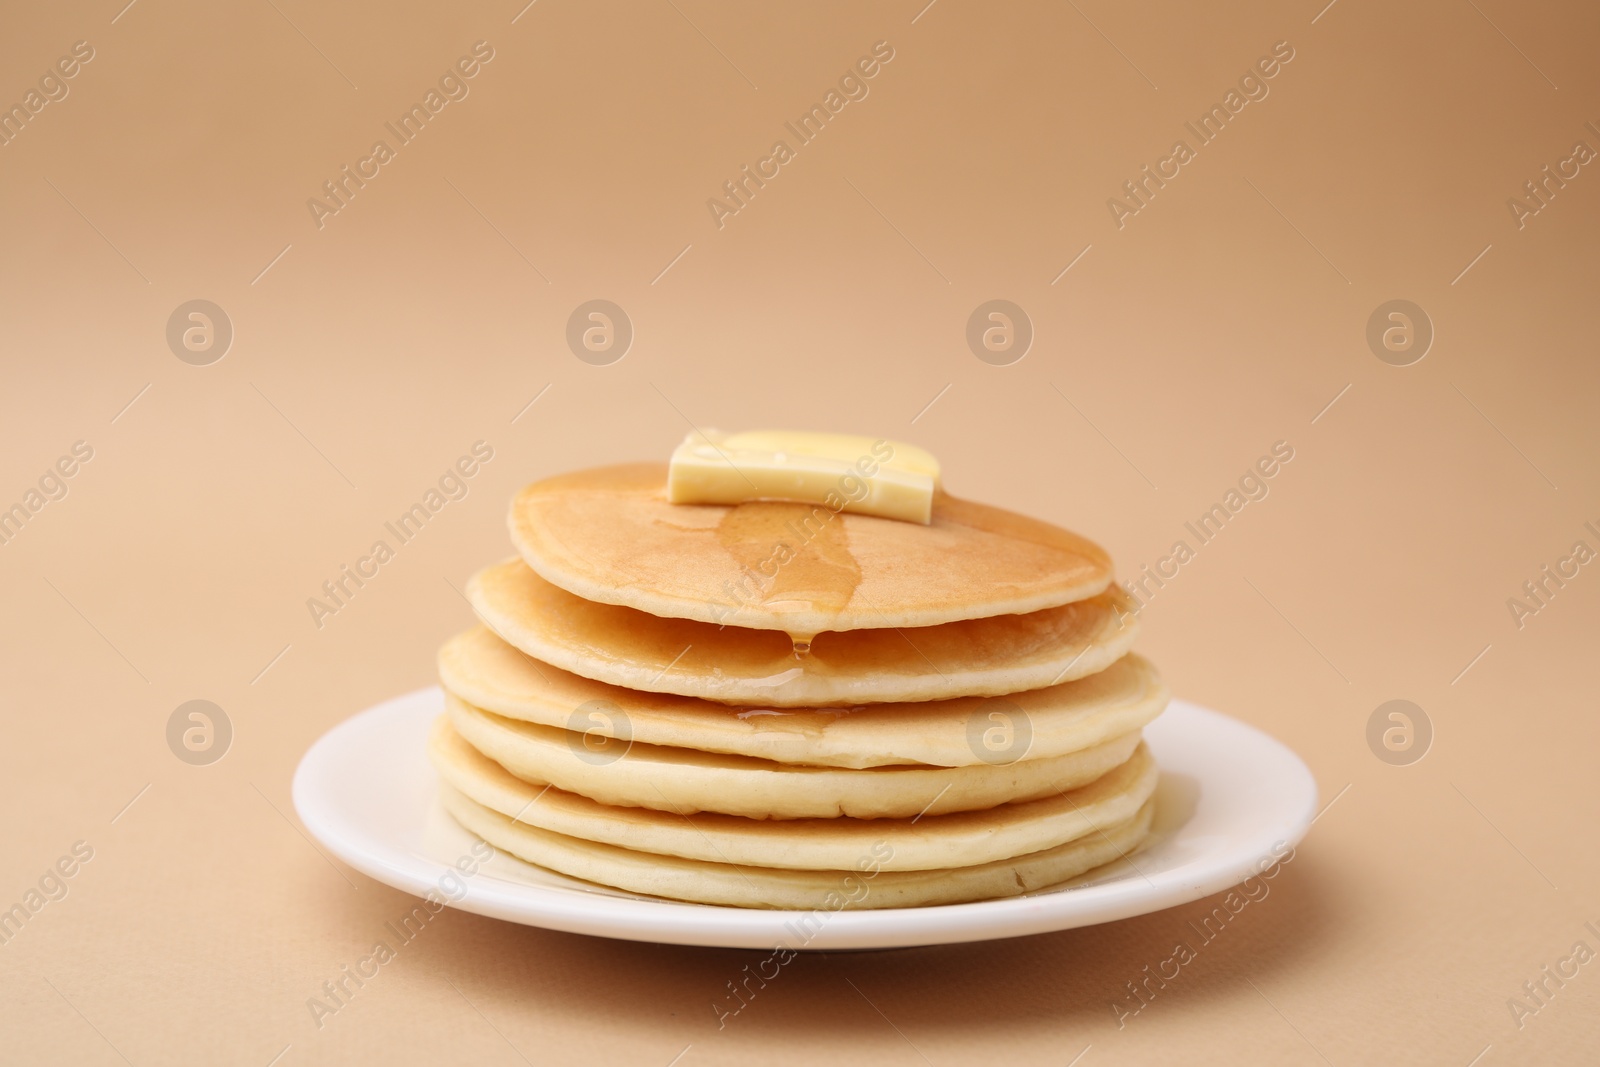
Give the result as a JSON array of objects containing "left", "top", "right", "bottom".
[
  {"left": 429, "top": 716, "right": 1159, "bottom": 872},
  {"left": 468, "top": 557, "right": 1140, "bottom": 704},
  {"left": 510, "top": 462, "right": 1113, "bottom": 632},
  {"left": 1, "top": 0, "right": 1597, "bottom": 1063},
  {"left": 440, "top": 625, "right": 1169, "bottom": 768}
]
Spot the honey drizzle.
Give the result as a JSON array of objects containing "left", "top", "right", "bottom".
[{"left": 714, "top": 501, "right": 861, "bottom": 647}]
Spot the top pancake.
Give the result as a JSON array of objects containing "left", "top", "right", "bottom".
[{"left": 509, "top": 463, "right": 1113, "bottom": 635}]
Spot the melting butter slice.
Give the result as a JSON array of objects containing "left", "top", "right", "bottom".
[{"left": 666, "top": 430, "right": 941, "bottom": 524}]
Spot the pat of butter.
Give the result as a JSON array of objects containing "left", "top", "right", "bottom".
[{"left": 667, "top": 430, "right": 941, "bottom": 524}]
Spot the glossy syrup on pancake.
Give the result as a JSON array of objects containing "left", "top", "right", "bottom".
[
  {"left": 714, "top": 500, "right": 864, "bottom": 653},
  {"left": 509, "top": 464, "right": 1114, "bottom": 635}
]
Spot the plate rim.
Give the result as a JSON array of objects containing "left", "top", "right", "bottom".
[{"left": 293, "top": 687, "right": 1318, "bottom": 950}]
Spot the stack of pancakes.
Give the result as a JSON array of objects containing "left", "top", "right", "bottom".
[{"left": 430, "top": 463, "right": 1168, "bottom": 909}]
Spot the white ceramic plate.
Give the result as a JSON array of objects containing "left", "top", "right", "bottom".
[{"left": 293, "top": 688, "right": 1317, "bottom": 950}]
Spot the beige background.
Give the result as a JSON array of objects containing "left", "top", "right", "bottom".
[{"left": 2, "top": 0, "right": 1597, "bottom": 1063}]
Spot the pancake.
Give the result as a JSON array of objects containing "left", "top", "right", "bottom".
[
  {"left": 439, "top": 626, "right": 1169, "bottom": 769},
  {"left": 430, "top": 716, "right": 1159, "bottom": 871},
  {"left": 508, "top": 463, "right": 1113, "bottom": 635},
  {"left": 467, "top": 558, "right": 1138, "bottom": 706},
  {"left": 440, "top": 784, "right": 1156, "bottom": 909},
  {"left": 447, "top": 695, "right": 1144, "bottom": 820}
]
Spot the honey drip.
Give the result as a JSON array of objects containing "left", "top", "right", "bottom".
[{"left": 714, "top": 501, "right": 862, "bottom": 628}]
